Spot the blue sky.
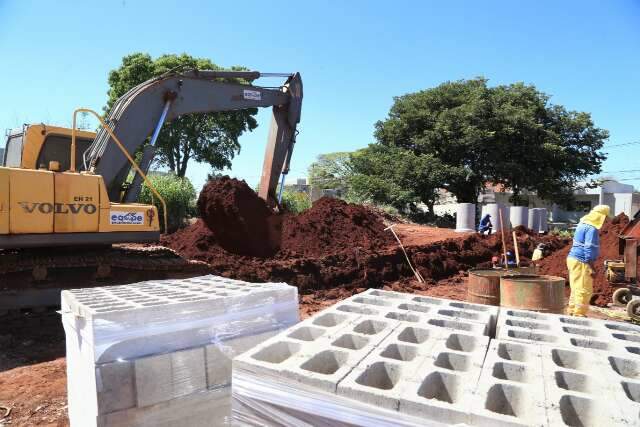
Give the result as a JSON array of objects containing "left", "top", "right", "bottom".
[{"left": 1, "top": 0, "right": 639, "bottom": 192}]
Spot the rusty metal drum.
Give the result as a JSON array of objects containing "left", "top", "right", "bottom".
[
  {"left": 499, "top": 274, "right": 565, "bottom": 314},
  {"left": 467, "top": 267, "right": 536, "bottom": 306}
]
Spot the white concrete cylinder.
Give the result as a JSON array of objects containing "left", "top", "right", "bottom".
[
  {"left": 528, "top": 208, "right": 541, "bottom": 232},
  {"left": 481, "top": 204, "right": 497, "bottom": 233},
  {"left": 481, "top": 203, "right": 509, "bottom": 234},
  {"left": 537, "top": 208, "right": 548, "bottom": 233},
  {"left": 510, "top": 206, "right": 529, "bottom": 228},
  {"left": 455, "top": 203, "right": 476, "bottom": 232}
]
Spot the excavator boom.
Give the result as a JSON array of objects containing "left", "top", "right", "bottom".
[{"left": 85, "top": 70, "right": 303, "bottom": 205}]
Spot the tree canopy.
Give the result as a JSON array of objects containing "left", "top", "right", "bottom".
[
  {"left": 105, "top": 53, "right": 258, "bottom": 177},
  {"left": 369, "top": 78, "right": 608, "bottom": 206},
  {"left": 307, "top": 152, "right": 353, "bottom": 193},
  {"left": 350, "top": 145, "right": 451, "bottom": 213}
]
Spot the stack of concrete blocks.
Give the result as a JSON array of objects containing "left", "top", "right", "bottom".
[
  {"left": 233, "top": 289, "right": 511, "bottom": 426},
  {"left": 233, "top": 290, "right": 640, "bottom": 426},
  {"left": 62, "top": 275, "right": 298, "bottom": 427},
  {"left": 490, "top": 308, "right": 640, "bottom": 425},
  {"left": 456, "top": 203, "right": 476, "bottom": 232}
]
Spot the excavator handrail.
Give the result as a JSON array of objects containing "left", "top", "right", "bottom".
[{"left": 71, "top": 108, "right": 168, "bottom": 232}]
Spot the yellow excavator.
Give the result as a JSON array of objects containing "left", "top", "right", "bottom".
[{"left": 0, "top": 69, "right": 302, "bottom": 310}]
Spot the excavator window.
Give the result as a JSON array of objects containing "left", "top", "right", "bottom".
[
  {"left": 36, "top": 135, "right": 93, "bottom": 171},
  {"left": 3, "top": 134, "right": 24, "bottom": 167}
]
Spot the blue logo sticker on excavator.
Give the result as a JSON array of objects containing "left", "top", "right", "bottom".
[{"left": 109, "top": 211, "right": 144, "bottom": 225}]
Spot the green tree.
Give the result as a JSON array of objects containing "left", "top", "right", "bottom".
[
  {"left": 308, "top": 152, "right": 353, "bottom": 190},
  {"left": 281, "top": 190, "right": 312, "bottom": 213},
  {"left": 139, "top": 173, "right": 196, "bottom": 233},
  {"left": 349, "top": 144, "right": 451, "bottom": 214},
  {"left": 374, "top": 78, "right": 494, "bottom": 203},
  {"left": 488, "top": 83, "right": 608, "bottom": 205},
  {"left": 105, "top": 53, "right": 258, "bottom": 177},
  {"left": 374, "top": 78, "right": 608, "bottom": 206}
]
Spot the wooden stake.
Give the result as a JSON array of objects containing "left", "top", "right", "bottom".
[
  {"left": 512, "top": 230, "right": 520, "bottom": 267},
  {"left": 384, "top": 224, "right": 425, "bottom": 283},
  {"left": 498, "top": 209, "right": 509, "bottom": 269}
]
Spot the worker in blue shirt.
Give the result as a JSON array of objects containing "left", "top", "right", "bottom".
[
  {"left": 566, "top": 205, "right": 610, "bottom": 316},
  {"left": 478, "top": 214, "right": 492, "bottom": 235},
  {"left": 505, "top": 251, "right": 517, "bottom": 267}
]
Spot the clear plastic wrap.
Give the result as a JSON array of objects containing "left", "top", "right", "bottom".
[
  {"left": 229, "top": 289, "right": 496, "bottom": 427},
  {"left": 62, "top": 275, "right": 299, "bottom": 427},
  {"left": 231, "top": 369, "right": 448, "bottom": 427}
]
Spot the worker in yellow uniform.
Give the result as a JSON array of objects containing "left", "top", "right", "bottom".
[
  {"left": 566, "top": 205, "right": 610, "bottom": 316},
  {"left": 532, "top": 244, "right": 545, "bottom": 267}
]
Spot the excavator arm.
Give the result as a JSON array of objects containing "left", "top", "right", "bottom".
[{"left": 84, "top": 70, "right": 302, "bottom": 206}]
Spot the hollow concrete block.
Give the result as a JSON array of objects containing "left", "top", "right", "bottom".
[
  {"left": 337, "top": 357, "right": 417, "bottom": 410},
  {"left": 134, "top": 347, "right": 206, "bottom": 408},
  {"left": 233, "top": 338, "right": 307, "bottom": 378},
  {"left": 97, "top": 386, "right": 230, "bottom": 427},
  {"left": 205, "top": 329, "right": 280, "bottom": 389},
  {"left": 497, "top": 308, "right": 640, "bottom": 356},
  {"left": 287, "top": 347, "right": 365, "bottom": 393},
  {"left": 95, "top": 360, "right": 136, "bottom": 414},
  {"left": 398, "top": 368, "right": 473, "bottom": 425}
]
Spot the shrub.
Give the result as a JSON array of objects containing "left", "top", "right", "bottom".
[
  {"left": 281, "top": 190, "right": 312, "bottom": 213},
  {"left": 138, "top": 173, "right": 196, "bottom": 233}
]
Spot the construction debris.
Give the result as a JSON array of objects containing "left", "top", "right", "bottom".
[{"left": 61, "top": 275, "right": 298, "bottom": 426}]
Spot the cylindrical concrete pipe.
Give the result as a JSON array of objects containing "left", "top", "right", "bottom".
[
  {"left": 499, "top": 274, "right": 565, "bottom": 314},
  {"left": 538, "top": 208, "right": 548, "bottom": 233},
  {"left": 509, "top": 206, "right": 528, "bottom": 228},
  {"left": 528, "top": 208, "right": 541, "bottom": 232},
  {"left": 481, "top": 204, "right": 509, "bottom": 234},
  {"left": 455, "top": 203, "right": 476, "bottom": 232},
  {"left": 467, "top": 267, "right": 537, "bottom": 306}
]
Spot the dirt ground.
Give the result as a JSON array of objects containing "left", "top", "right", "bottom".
[
  {"left": 0, "top": 221, "right": 473, "bottom": 427},
  {"left": 393, "top": 224, "right": 469, "bottom": 247},
  {"left": 1, "top": 273, "right": 625, "bottom": 427},
  {"left": 0, "top": 219, "right": 616, "bottom": 427}
]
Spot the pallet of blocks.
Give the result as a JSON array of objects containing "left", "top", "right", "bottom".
[
  {"left": 61, "top": 275, "right": 298, "bottom": 427},
  {"left": 232, "top": 289, "right": 640, "bottom": 426}
]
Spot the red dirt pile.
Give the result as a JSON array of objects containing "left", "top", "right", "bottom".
[
  {"left": 162, "top": 176, "right": 569, "bottom": 295},
  {"left": 196, "top": 177, "right": 277, "bottom": 257},
  {"left": 280, "top": 197, "right": 394, "bottom": 257},
  {"left": 537, "top": 213, "right": 630, "bottom": 307},
  {"left": 175, "top": 176, "right": 394, "bottom": 259}
]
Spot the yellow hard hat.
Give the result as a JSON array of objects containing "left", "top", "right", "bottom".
[
  {"left": 580, "top": 204, "right": 610, "bottom": 229},
  {"left": 592, "top": 205, "right": 610, "bottom": 217}
]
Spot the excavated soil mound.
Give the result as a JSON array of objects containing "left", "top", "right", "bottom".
[
  {"left": 280, "top": 197, "right": 395, "bottom": 257},
  {"left": 162, "top": 215, "right": 568, "bottom": 295},
  {"left": 192, "top": 176, "right": 394, "bottom": 258},
  {"left": 196, "top": 177, "right": 277, "bottom": 257},
  {"left": 164, "top": 176, "right": 570, "bottom": 295},
  {"left": 537, "top": 213, "right": 630, "bottom": 307}
]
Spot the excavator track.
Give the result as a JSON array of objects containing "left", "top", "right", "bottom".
[{"left": 0, "top": 244, "right": 211, "bottom": 313}]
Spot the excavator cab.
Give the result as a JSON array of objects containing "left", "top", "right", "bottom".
[
  {"left": 0, "top": 124, "right": 160, "bottom": 248},
  {"left": 2, "top": 124, "right": 95, "bottom": 171}
]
